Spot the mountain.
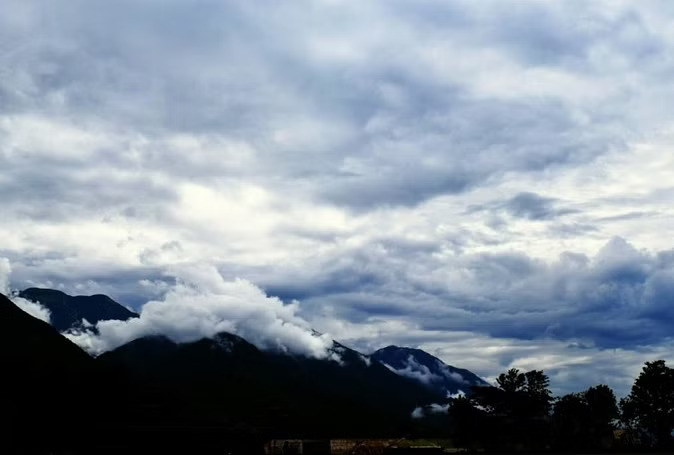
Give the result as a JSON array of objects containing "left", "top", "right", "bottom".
[
  {"left": 371, "top": 345, "right": 490, "bottom": 397},
  {"left": 2, "top": 287, "right": 483, "bottom": 451},
  {"left": 97, "top": 332, "right": 445, "bottom": 440},
  {"left": 19, "top": 287, "right": 139, "bottom": 331},
  {"left": 1, "top": 293, "right": 270, "bottom": 453},
  {"left": 0, "top": 292, "right": 102, "bottom": 453}
]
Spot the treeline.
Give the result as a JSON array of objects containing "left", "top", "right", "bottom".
[{"left": 448, "top": 360, "right": 674, "bottom": 452}]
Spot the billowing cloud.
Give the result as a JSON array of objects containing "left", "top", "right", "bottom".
[{"left": 63, "top": 265, "right": 333, "bottom": 358}]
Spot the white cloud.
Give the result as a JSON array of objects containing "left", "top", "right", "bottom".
[
  {"left": 0, "top": 258, "right": 10, "bottom": 296},
  {"left": 411, "top": 402, "right": 450, "bottom": 419},
  {"left": 0, "top": 257, "right": 51, "bottom": 323},
  {"left": 64, "top": 264, "right": 333, "bottom": 358},
  {"left": 383, "top": 355, "right": 443, "bottom": 385},
  {"left": 448, "top": 390, "right": 466, "bottom": 400},
  {"left": 444, "top": 369, "right": 469, "bottom": 385},
  {"left": 11, "top": 295, "right": 51, "bottom": 323}
]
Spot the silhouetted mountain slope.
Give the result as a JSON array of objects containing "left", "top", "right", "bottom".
[
  {"left": 0, "top": 292, "right": 100, "bottom": 452},
  {"left": 0, "top": 293, "right": 187, "bottom": 453},
  {"left": 371, "top": 345, "right": 489, "bottom": 396},
  {"left": 1, "top": 288, "right": 465, "bottom": 451},
  {"left": 97, "top": 333, "right": 444, "bottom": 439},
  {"left": 19, "top": 287, "right": 139, "bottom": 331}
]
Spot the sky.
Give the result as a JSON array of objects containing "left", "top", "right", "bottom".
[{"left": 2, "top": 0, "right": 674, "bottom": 396}]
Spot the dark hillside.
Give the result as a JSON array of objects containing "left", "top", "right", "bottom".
[
  {"left": 0, "top": 292, "right": 97, "bottom": 452},
  {"left": 97, "top": 333, "right": 443, "bottom": 441}
]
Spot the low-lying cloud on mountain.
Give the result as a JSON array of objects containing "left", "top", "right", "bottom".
[
  {"left": 0, "top": 258, "right": 51, "bottom": 323},
  {"left": 2, "top": 260, "right": 332, "bottom": 358},
  {"left": 64, "top": 264, "right": 333, "bottom": 358},
  {"left": 384, "top": 356, "right": 447, "bottom": 386}
]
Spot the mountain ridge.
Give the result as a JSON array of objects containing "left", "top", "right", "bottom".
[
  {"left": 13, "top": 287, "right": 489, "bottom": 398},
  {"left": 2, "top": 290, "right": 491, "bottom": 452},
  {"left": 96, "top": 330, "right": 445, "bottom": 439}
]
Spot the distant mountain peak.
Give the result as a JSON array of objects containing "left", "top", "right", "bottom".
[
  {"left": 18, "top": 287, "right": 139, "bottom": 332},
  {"left": 371, "top": 345, "right": 489, "bottom": 396}
]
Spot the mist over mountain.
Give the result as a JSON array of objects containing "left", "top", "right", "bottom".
[
  {"left": 19, "top": 284, "right": 490, "bottom": 403},
  {"left": 372, "top": 345, "right": 490, "bottom": 397},
  {"left": 58, "top": 266, "right": 337, "bottom": 358}
]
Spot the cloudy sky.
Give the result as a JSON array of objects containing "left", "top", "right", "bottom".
[{"left": 3, "top": 0, "right": 674, "bottom": 396}]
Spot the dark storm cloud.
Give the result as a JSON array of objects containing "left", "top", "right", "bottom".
[{"left": 290, "top": 237, "right": 674, "bottom": 350}]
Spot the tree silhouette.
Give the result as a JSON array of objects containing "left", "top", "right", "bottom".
[
  {"left": 552, "top": 384, "right": 618, "bottom": 451},
  {"left": 620, "top": 360, "right": 674, "bottom": 448},
  {"left": 496, "top": 368, "right": 526, "bottom": 393},
  {"left": 585, "top": 384, "right": 618, "bottom": 427},
  {"left": 553, "top": 392, "right": 588, "bottom": 450},
  {"left": 448, "top": 364, "right": 672, "bottom": 452},
  {"left": 524, "top": 369, "right": 552, "bottom": 415},
  {"left": 447, "top": 395, "right": 488, "bottom": 450},
  {"left": 450, "top": 368, "right": 552, "bottom": 451}
]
